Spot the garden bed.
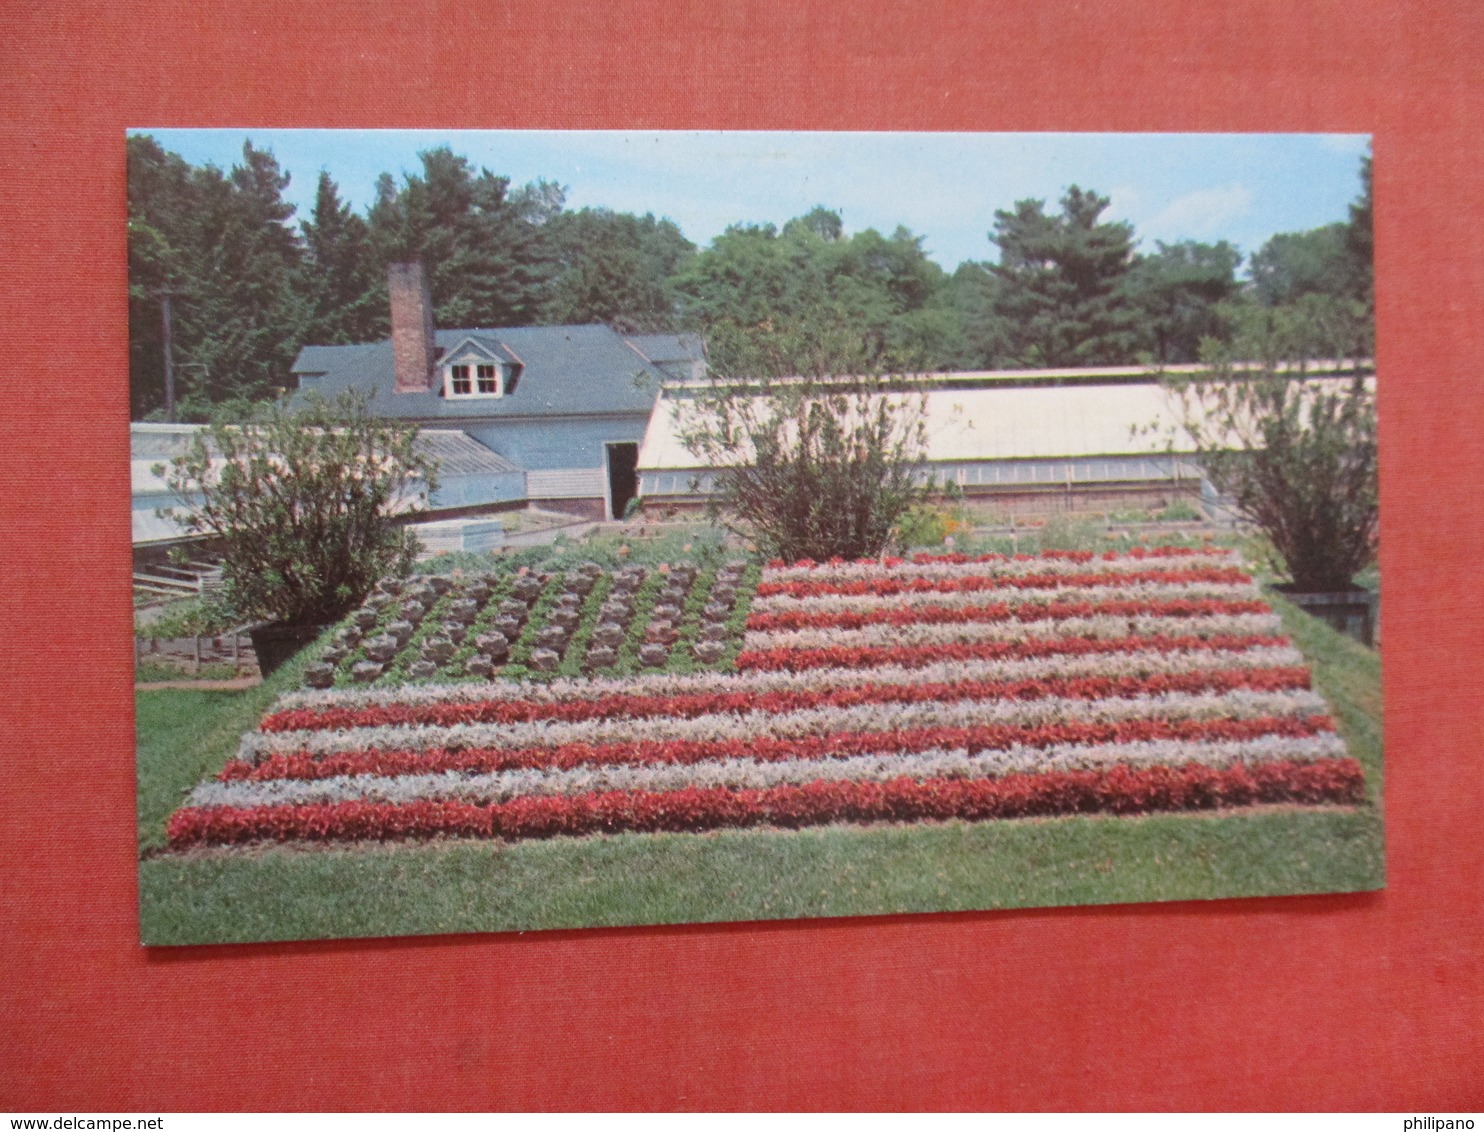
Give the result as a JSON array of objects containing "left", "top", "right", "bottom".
[
  {"left": 137, "top": 543, "right": 1384, "bottom": 943},
  {"left": 161, "top": 546, "right": 1366, "bottom": 853}
]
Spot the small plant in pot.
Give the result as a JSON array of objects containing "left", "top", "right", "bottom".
[{"left": 158, "top": 390, "right": 440, "bottom": 675}]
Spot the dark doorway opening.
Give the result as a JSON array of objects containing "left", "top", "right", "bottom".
[{"left": 606, "top": 442, "right": 639, "bottom": 520}]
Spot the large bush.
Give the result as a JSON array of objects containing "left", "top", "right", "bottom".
[
  {"left": 160, "top": 391, "right": 439, "bottom": 626},
  {"left": 674, "top": 318, "right": 933, "bottom": 562},
  {"left": 1170, "top": 298, "right": 1377, "bottom": 592}
]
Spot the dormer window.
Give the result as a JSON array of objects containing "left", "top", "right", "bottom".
[
  {"left": 437, "top": 335, "right": 518, "bottom": 399},
  {"left": 444, "top": 359, "right": 505, "bottom": 398}
]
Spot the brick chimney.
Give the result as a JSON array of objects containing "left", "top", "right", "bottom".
[{"left": 389, "top": 261, "right": 437, "bottom": 393}]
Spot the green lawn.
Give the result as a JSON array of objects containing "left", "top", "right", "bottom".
[{"left": 136, "top": 578, "right": 1384, "bottom": 947}]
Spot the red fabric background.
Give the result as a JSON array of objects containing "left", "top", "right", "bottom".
[{"left": 2, "top": 0, "right": 1482, "bottom": 1111}]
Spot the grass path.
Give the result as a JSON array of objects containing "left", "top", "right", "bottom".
[{"left": 142, "top": 808, "right": 1381, "bottom": 944}]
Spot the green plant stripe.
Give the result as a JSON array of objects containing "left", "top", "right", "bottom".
[
  {"left": 610, "top": 570, "right": 665, "bottom": 677},
  {"left": 642, "top": 567, "right": 704, "bottom": 672},
  {"left": 330, "top": 590, "right": 408, "bottom": 688},
  {"left": 444, "top": 573, "right": 516, "bottom": 682},
  {"left": 662, "top": 563, "right": 722, "bottom": 675},
  {"left": 501, "top": 571, "right": 563, "bottom": 678},
  {"left": 375, "top": 589, "right": 459, "bottom": 686},
  {"left": 717, "top": 561, "right": 763, "bottom": 672},
  {"left": 557, "top": 574, "right": 616, "bottom": 679},
  {"left": 584, "top": 571, "right": 647, "bottom": 679}
]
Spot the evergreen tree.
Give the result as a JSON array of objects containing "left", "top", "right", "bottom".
[
  {"left": 1127, "top": 240, "right": 1242, "bottom": 363},
  {"left": 542, "top": 207, "right": 694, "bottom": 330},
  {"left": 301, "top": 171, "right": 385, "bottom": 344},
  {"left": 989, "top": 186, "right": 1141, "bottom": 367},
  {"left": 1345, "top": 147, "right": 1374, "bottom": 311},
  {"left": 180, "top": 142, "right": 307, "bottom": 416},
  {"left": 127, "top": 137, "right": 306, "bottom": 419},
  {"left": 127, "top": 135, "right": 197, "bottom": 418},
  {"left": 943, "top": 261, "right": 1012, "bottom": 369},
  {"left": 367, "top": 146, "right": 554, "bottom": 328}
]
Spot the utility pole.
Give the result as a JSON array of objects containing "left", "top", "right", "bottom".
[
  {"left": 149, "top": 285, "right": 181, "bottom": 422},
  {"left": 158, "top": 288, "right": 176, "bottom": 423}
]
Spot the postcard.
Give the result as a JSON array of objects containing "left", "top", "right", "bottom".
[{"left": 129, "top": 129, "right": 1381, "bottom": 945}]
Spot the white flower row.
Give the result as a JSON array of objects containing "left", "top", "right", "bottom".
[
  {"left": 271, "top": 643, "right": 1297, "bottom": 714},
  {"left": 762, "top": 551, "right": 1240, "bottom": 583},
  {"left": 744, "top": 613, "right": 1284, "bottom": 651},
  {"left": 197, "top": 733, "right": 1348, "bottom": 809},
  {"left": 749, "top": 580, "right": 1261, "bottom": 614},
  {"left": 238, "top": 687, "right": 1330, "bottom": 761},
  {"left": 272, "top": 645, "right": 1302, "bottom": 713}
]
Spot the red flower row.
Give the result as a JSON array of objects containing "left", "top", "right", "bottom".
[
  {"left": 170, "top": 757, "right": 1366, "bottom": 847},
  {"left": 225, "top": 714, "right": 1336, "bottom": 782},
  {"left": 259, "top": 666, "right": 1312, "bottom": 734},
  {"left": 911, "top": 548, "right": 1217, "bottom": 565},
  {"left": 755, "top": 570, "right": 1255, "bottom": 599},
  {"left": 764, "top": 548, "right": 1217, "bottom": 570},
  {"left": 909, "top": 551, "right": 1100, "bottom": 565},
  {"left": 734, "top": 632, "right": 1287, "bottom": 673},
  {"left": 767, "top": 556, "right": 908, "bottom": 569},
  {"left": 749, "top": 596, "right": 1269, "bottom": 632}
]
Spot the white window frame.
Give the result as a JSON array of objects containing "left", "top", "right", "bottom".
[{"left": 442, "top": 356, "right": 504, "bottom": 399}]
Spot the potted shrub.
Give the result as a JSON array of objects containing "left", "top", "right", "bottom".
[
  {"left": 159, "top": 391, "right": 439, "bottom": 674},
  {"left": 673, "top": 314, "right": 934, "bottom": 562},
  {"left": 1168, "top": 297, "right": 1378, "bottom": 642}
]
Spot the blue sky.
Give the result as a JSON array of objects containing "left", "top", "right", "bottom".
[{"left": 132, "top": 129, "right": 1369, "bottom": 272}]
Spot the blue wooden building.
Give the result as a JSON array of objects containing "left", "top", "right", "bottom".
[{"left": 290, "top": 262, "right": 703, "bottom": 521}]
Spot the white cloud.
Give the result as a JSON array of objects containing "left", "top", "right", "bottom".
[
  {"left": 1103, "top": 184, "right": 1145, "bottom": 243},
  {"left": 1145, "top": 183, "right": 1254, "bottom": 240}
]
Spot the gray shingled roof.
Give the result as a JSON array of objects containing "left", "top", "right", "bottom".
[
  {"left": 292, "top": 324, "right": 669, "bottom": 420},
  {"left": 624, "top": 332, "right": 705, "bottom": 365},
  {"left": 416, "top": 430, "right": 523, "bottom": 476}
]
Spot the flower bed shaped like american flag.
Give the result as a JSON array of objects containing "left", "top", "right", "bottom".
[{"left": 165, "top": 547, "right": 1364, "bottom": 849}]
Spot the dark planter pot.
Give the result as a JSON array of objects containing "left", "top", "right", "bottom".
[
  {"left": 1274, "top": 585, "right": 1377, "bottom": 647},
  {"left": 249, "top": 620, "right": 333, "bottom": 677}
]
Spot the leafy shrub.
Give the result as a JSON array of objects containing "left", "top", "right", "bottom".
[
  {"left": 896, "top": 504, "right": 972, "bottom": 549},
  {"left": 1157, "top": 499, "right": 1205, "bottom": 522},
  {"left": 674, "top": 319, "right": 933, "bottom": 562},
  {"left": 135, "top": 597, "right": 238, "bottom": 639},
  {"left": 1171, "top": 304, "right": 1376, "bottom": 592},
  {"left": 160, "top": 391, "right": 439, "bottom": 626}
]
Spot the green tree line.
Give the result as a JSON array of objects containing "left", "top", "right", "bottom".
[{"left": 128, "top": 135, "right": 1372, "bottom": 420}]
